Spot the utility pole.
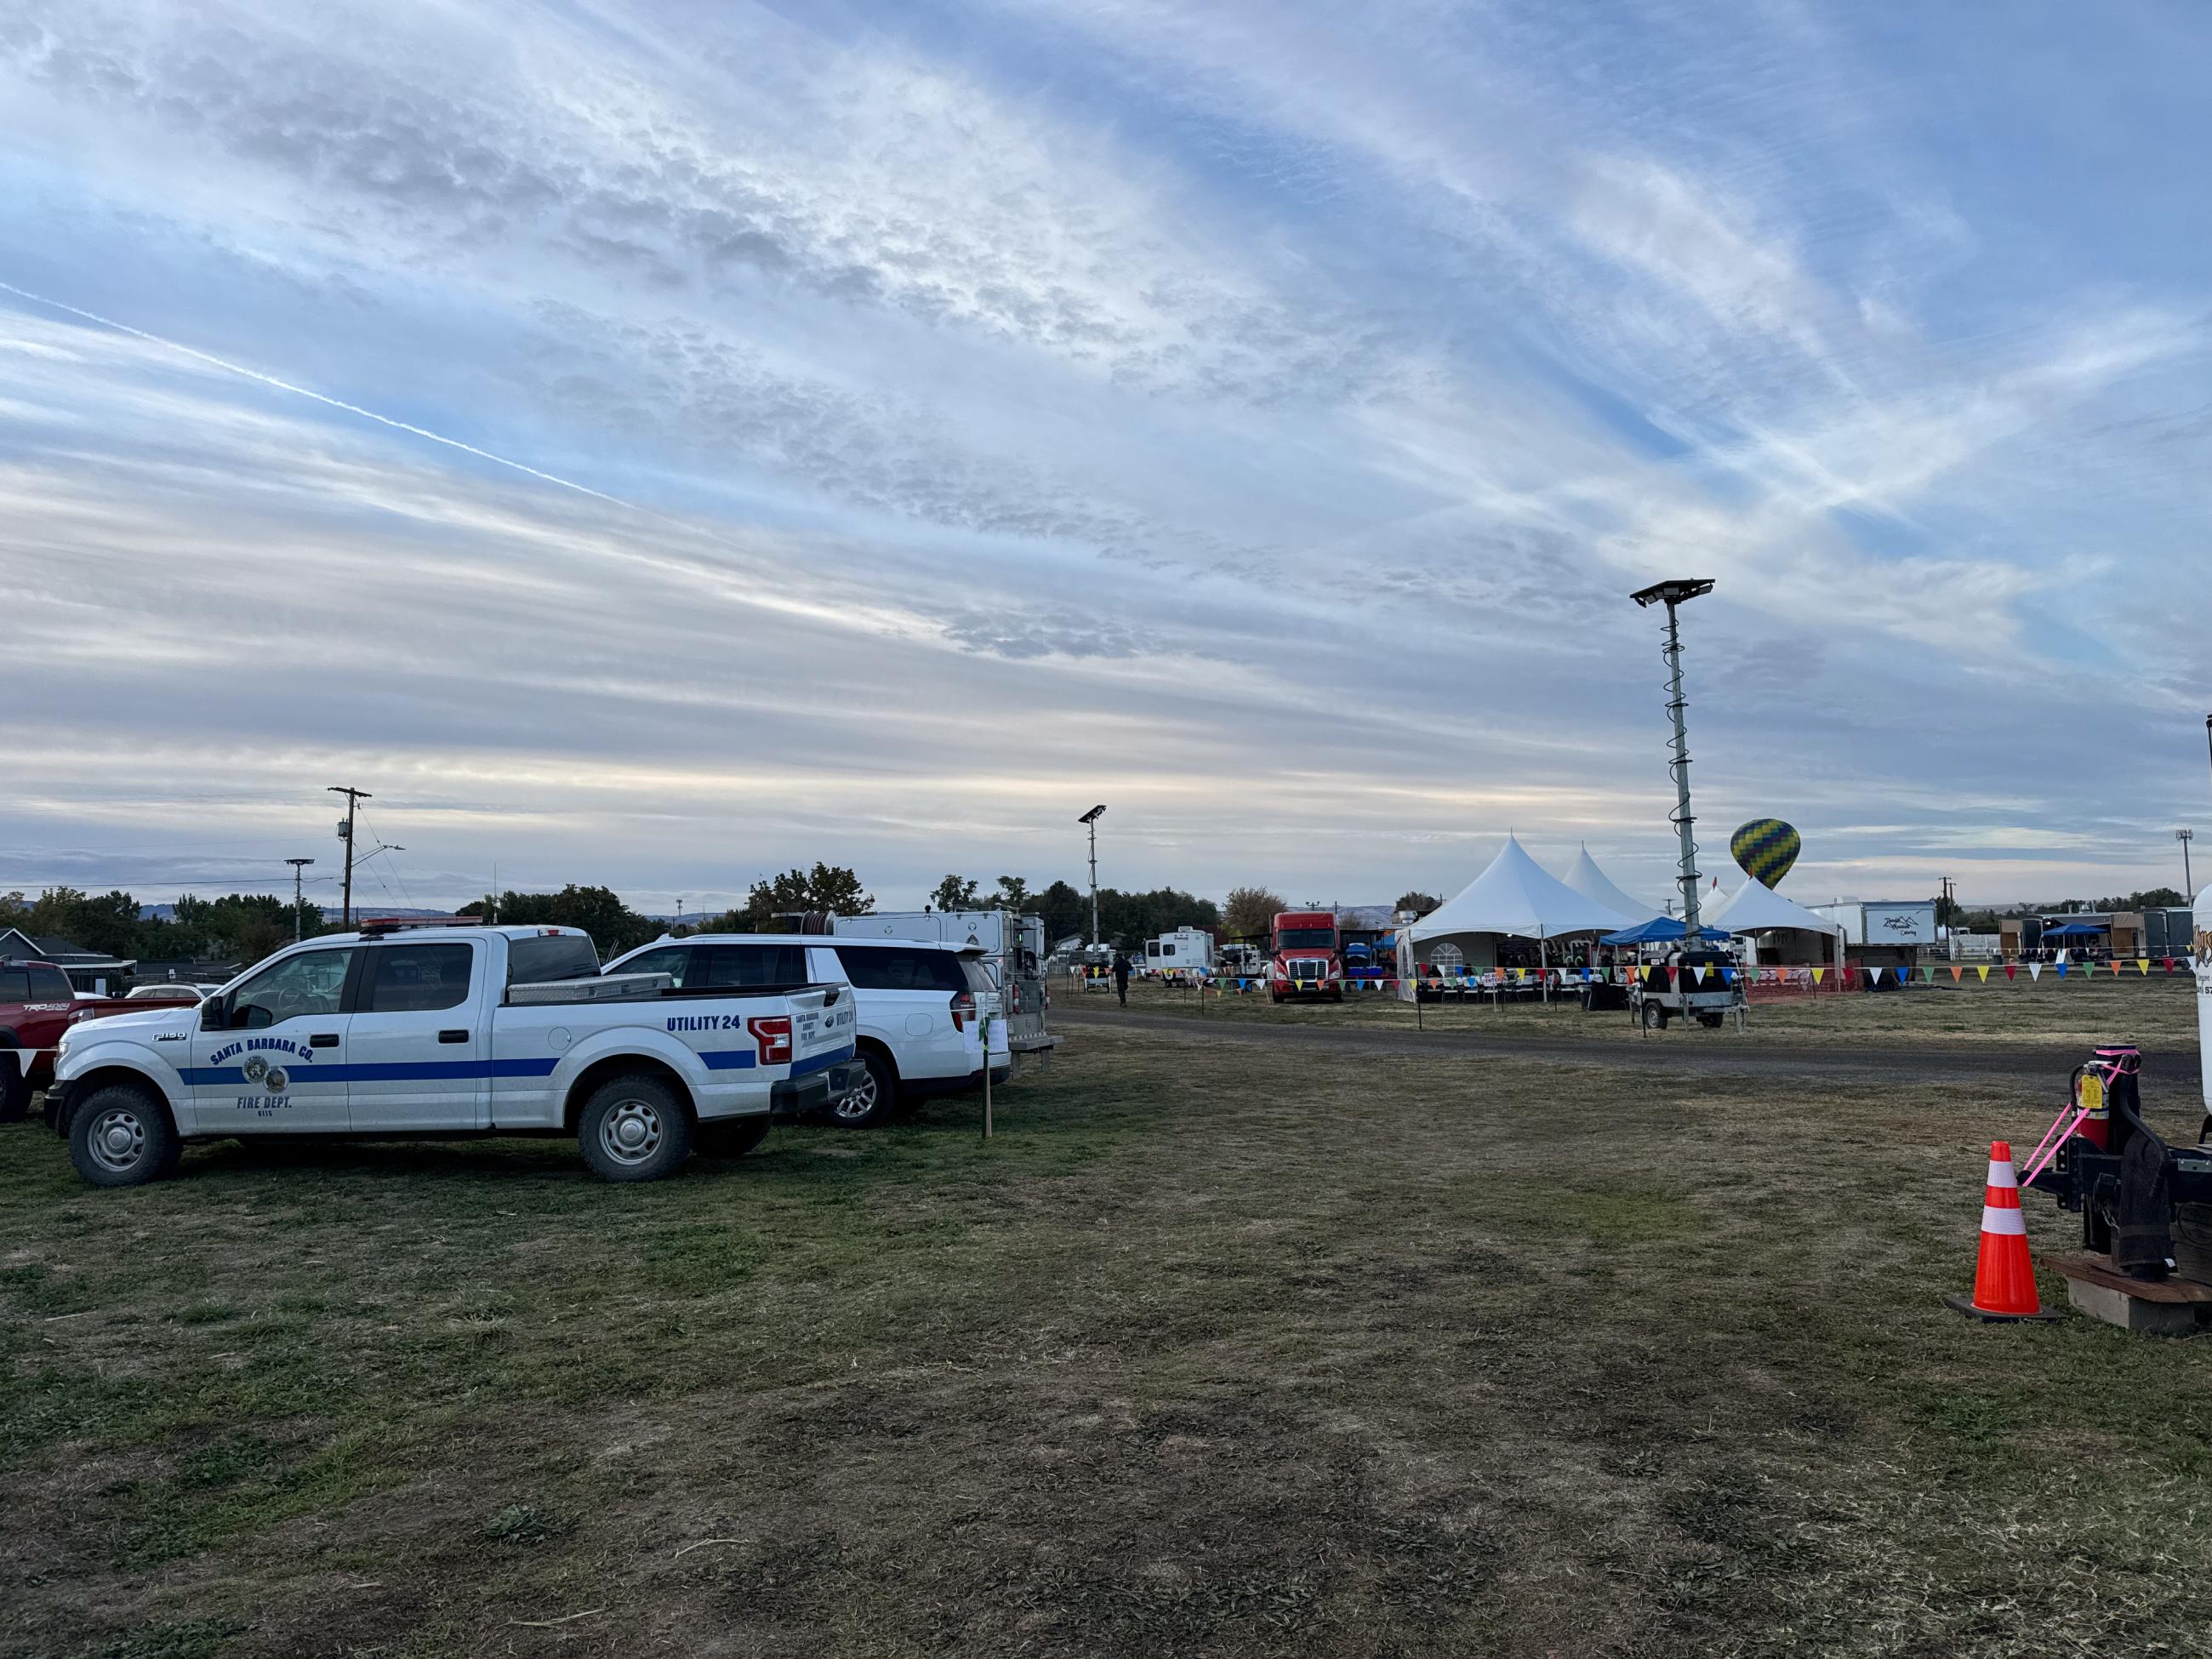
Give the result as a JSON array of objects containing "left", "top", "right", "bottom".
[
  {"left": 1079, "top": 804, "right": 1107, "bottom": 945},
  {"left": 2178, "top": 830, "right": 2195, "bottom": 899},
  {"left": 286, "top": 858, "right": 315, "bottom": 941},
  {"left": 328, "top": 786, "right": 370, "bottom": 928},
  {"left": 1631, "top": 580, "right": 1715, "bottom": 931}
]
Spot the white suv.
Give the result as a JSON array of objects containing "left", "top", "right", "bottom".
[{"left": 601, "top": 935, "right": 1000, "bottom": 1127}]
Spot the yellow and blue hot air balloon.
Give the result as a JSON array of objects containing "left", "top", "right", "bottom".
[{"left": 1730, "top": 818, "right": 1801, "bottom": 889}]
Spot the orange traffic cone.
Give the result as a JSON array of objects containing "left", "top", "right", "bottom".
[{"left": 1945, "top": 1141, "right": 2059, "bottom": 1321}]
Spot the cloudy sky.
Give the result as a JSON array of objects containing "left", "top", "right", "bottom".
[{"left": 3, "top": 1, "right": 2208, "bottom": 915}]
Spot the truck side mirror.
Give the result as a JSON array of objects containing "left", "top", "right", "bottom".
[{"left": 201, "top": 995, "right": 229, "bottom": 1031}]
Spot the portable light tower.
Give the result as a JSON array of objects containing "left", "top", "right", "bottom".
[
  {"left": 1078, "top": 804, "right": 1107, "bottom": 945},
  {"left": 1631, "top": 579, "right": 1716, "bottom": 932}
]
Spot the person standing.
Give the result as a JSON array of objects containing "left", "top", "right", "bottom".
[{"left": 1112, "top": 949, "right": 1132, "bottom": 1007}]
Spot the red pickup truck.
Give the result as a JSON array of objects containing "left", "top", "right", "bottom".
[{"left": 0, "top": 960, "right": 142, "bottom": 1120}]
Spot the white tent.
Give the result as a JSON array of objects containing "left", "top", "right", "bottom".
[
  {"left": 1709, "top": 881, "right": 1848, "bottom": 966},
  {"left": 1563, "top": 845, "right": 1663, "bottom": 925},
  {"left": 1411, "top": 836, "right": 1631, "bottom": 952}
]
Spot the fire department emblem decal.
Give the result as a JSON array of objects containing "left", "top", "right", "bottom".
[
  {"left": 242, "top": 1056, "right": 268, "bottom": 1082},
  {"left": 264, "top": 1067, "right": 289, "bottom": 1092}
]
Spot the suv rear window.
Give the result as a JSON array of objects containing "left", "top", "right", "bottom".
[
  {"left": 697, "top": 944, "right": 809, "bottom": 988},
  {"left": 832, "top": 944, "right": 968, "bottom": 994},
  {"left": 507, "top": 933, "right": 601, "bottom": 985}
]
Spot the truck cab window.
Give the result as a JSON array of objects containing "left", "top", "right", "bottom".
[
  {"left": 362, "top": 944, "right": 473, "bottom": 1013},
  {"left": 506, "top": 934, "right": 601, "bottom": 986},
  {"left": 231, "top": 949, "right": 357, "bottom": 1028}
]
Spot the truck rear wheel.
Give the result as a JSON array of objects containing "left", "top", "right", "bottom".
[
  {"left": 577, "top": 1075, "right": 693, "bottom": 1182},
  {"left": 69, "top": 1084, "right": 180, "bottom": 1188}
]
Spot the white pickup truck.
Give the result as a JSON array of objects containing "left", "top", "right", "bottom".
[{"left": 43, "top": 921, "right": 856, "bottom": 1187}]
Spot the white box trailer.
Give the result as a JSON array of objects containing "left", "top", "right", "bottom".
[
  {"left": 832, "top": 910, "right": 1055, "bottom": 1060},
  {"left": 1143, "top": 927, "right": 1216, "bottom": 983}
]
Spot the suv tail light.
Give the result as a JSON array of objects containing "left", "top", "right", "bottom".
[
  {"left": 949, "top": 989, "right": 976, "bottom": 1033},
  {"left": 747, "top": 1015, "right": 793, "bottom": 1065}
]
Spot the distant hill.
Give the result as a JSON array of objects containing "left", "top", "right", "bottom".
[{"left": 138, "top": 904, "right": 457, "bottom": 922}]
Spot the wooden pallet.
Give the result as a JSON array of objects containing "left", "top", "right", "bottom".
[{"left": 2049, "top": 1252, "right": 2212, "bottom": 1337}]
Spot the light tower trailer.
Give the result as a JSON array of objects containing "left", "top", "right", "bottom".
[
  {"left": 1628, "top": 948, "right": 1743, "bottom": 1030},
  {"left": 832, "top": 910, "right": 1056, "bottom": 1069}
]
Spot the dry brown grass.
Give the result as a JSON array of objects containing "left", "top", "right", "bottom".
[
  {"left": 4, "top": 1018, "right": 2211, "bottom": 1658},
  {"left": 1105, "top": 967, "right": 2201, "bottom": 1052}
]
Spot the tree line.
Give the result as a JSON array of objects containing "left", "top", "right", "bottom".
[
  {"left": 0, "top": 887, "right": 319, "bottom": 970},
  {"left": 18, "top": 867, "right": 2179, "bottom": 983}
]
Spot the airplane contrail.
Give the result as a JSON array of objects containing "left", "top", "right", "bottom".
[{"left": 0, "top": 276, "right": 637, "bottom": 511}]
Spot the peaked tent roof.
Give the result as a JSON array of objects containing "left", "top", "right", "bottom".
[
  {"left": 1708, "top": 881, "right": 1840, "bottom": 935},
  {"left": 1564, "top": 845, "right": 1663, "bottom": 925},
  {"left": 1410, "top": 836, "right": 1632, "bottom": 943}
]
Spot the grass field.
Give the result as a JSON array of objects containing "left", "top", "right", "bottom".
[
  {"left": 7, "top": 1018, "right": 2212, "bottom": 1658},
  {"left": 1098, "top": 970, "right": 2203, "bottom": 1053}
]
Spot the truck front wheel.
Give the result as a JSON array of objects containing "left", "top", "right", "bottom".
[
  {"left": 69, "top": 1085, "right": 180, "bottom": 1188},
  {"left": 577, "top": 1075, "right": 693, "bottom": 1182}
]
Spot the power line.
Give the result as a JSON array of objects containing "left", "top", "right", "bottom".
[{"left": 354, "top": 812, "right": 416, "bottom": 909}]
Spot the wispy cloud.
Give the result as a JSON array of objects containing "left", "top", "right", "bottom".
[{"left": 1, "top": 0, "right": 2207, "bottom": 909}]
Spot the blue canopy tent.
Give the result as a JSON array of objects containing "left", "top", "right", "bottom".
[{"left": 1599, "top": 917, "right": 1731, "bottom": 946}]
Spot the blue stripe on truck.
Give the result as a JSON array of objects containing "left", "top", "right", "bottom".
[
  {"left": 180, "top": 1058, "right": 563, "bottom": 1085},
  {"left": 790, "top": 1043, "right": 857, "bottom": 1079},
  {"left": 174, "top": 1046, "right": 855, "bottom": 1086}
]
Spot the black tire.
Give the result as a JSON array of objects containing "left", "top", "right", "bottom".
[
  {"left": 697, "top": 1116, "right": 772, "bottom": 1159},
  {"left": 0, "top": 1052, "right": 30, "bottom": 1123},
  {"left": 68, "top": 1084, "right": 180, "bottom": 1188},
  {"left": 827, "top": 1048, "right": 898, "bottom": 1129},
  {"left": 1697, "top": 1012, "right": 1724, "bottom": 1029},
  {"left": 576, "top": 1074, "right": 694, "bottom": 1182},
  {"left": 1641, "top": 1001, "right": 1668, "bottom": 1031}
]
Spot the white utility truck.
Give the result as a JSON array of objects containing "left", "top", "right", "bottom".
[
  {"left": 603, "top": 933, "right": 1001, "bottom": 1129},
  {"left": 43, "top": 920, "right": 857, "bottom": 1187},
  {"left": 831, "top": 910, "right": 1055, "bottom": 1066}
]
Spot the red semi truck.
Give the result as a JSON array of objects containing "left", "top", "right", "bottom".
[{"left": 1269, "top": 909, "right": 1343, "bottom": 1004}]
